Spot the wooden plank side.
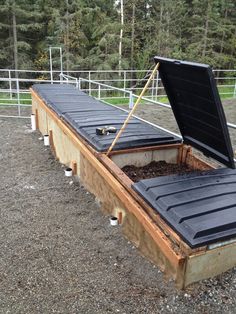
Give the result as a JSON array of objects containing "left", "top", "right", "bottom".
[
  {"left": 47, "top": 116, "right": 81, "bottom": 174},
  {"left": 184, "top": 243, "right": 236, "bottom": 287},
  {"left": 109, "top": 143, "right": 182, "bottom": 156},
  {"left": 37, "top": 105, "right": 48, "bottom": 135},
  {"left": 185, "top": 150, "right": 214, "bottom": 170},
  {"left": 111, "top": 148, "right": 179, "bottom": 168}
]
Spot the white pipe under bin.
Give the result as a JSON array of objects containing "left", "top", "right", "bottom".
[
  {"left": 44, "top": 135, "right": 50, "bottom": 146},
  {"left": 31, "top": 114, "right": 36, "bottom": 131}
]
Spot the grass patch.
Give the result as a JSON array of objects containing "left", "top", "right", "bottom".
[
  {"left": 102, "top": 96, "right": 169, "bottom": 106},
  {"left": 0, "top": 92, "right": 31, "bottom": 105},
  {"left": 217, "top": 85, "right": 235, "bottom": 99}
]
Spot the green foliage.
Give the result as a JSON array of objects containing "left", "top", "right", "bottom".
[{"left": 0, "top": 0, "right": 235, "bottom": 72}]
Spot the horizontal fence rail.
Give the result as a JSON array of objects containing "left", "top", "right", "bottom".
[{"left": 0, "top": 68, "right": 236, "bottom": 136}]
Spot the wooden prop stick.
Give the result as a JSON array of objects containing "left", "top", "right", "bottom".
[{"left": 106, "top": 62, "right": 160, "bottom": 156}]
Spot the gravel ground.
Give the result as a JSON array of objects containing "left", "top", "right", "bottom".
[{"left": 0, "top": 102, "right": 236, "bottom": 313}]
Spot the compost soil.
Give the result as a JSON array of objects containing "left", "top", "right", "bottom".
[
  {"left": 122, "top": 160, "right": 192, "bottom": 182},
  {"left": 1, "top": 101, "right": 236, "bottom": 313}
]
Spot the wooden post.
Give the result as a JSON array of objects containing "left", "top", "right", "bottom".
[
  {"left": 71, "top": 160, "right": 77, "bottom": 176},
  {"left": 35, "top": 109, "right": 39, "bottom": 129},
  {"left": 49, "top": 129, "right": 57, "bottom": 157}
]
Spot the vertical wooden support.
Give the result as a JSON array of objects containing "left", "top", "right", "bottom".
[
  {"left": 49, "top": 129, "right": 57, "bottom": 158},
  {"left": 71, "top": 160, "right": 77, "bottom": 176},
  {"left": 35, "top": 109, "right": 39, "bottom": 129},
  {"left": 181, "top": 145, "right": 192, "bottom": 164},
  {"left": 118, "top": 211, "right": 123, "bottom": 224}
]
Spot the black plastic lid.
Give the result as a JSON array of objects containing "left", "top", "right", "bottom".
[{"left": 154, "top": 56, "right": 235, "bottom": 169}]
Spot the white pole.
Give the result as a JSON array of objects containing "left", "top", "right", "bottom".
[
  {"left": 49, "top": 47, "right": 53, "bottom": 84},
  {"left": 234, "top": 79, "right": 236, "bottom": 98},
  {"left": 98, "top": 84, "right": 101, "bottom": 99},
  {"left": 9, "top": 70, "right": 12, "bottom": 100},
  {"left": 16, "top": 79, "right": 21, "bottom": 116},
  {"left": 59, "top": 47, "right": 63, "bottom": 74},
  {"left": 129, "top": 91, "right": 133, "bottom": 109},
  {"left": 151, "top": 73, "right": 155, "bottom": 100},
  {"left": 59, "top": 72, "right": 63, "bottom": 83},
  {"left": 123, "top": 70, "right": 126, "bottom": 97},
  {"left": 155, "top": 71, "right": 159, "bottom": 101},
  {"left": 118, "top": 0, "right": 124, "bottom": 76},
  {"left": 89, "top": 71, "right": 91, "bottom": 96}
]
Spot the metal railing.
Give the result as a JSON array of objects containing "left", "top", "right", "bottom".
[
  {"left": 0, "top": 68, "right": 236, "bottom": 133},
  {"left": 76, "top": 76, "right": 236, "bottom": 131},
  {"left": 1, "top": 68, "right": 236, "bottom": 100}
]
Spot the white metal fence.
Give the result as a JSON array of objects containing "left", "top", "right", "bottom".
[
  {"left": 1, "top": 68, "right": 236, "bottom": 100},
  {"left": 0, "top": 68, "right": 236, "bottom": 132}
]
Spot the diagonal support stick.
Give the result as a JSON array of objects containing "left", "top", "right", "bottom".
[{"left": 106, "top": 62, "right": 160, "bottom": 156}]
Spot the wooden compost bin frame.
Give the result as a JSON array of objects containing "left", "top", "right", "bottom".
[{"left": 31, "top": 88, "right": 236, "bottom": 289}]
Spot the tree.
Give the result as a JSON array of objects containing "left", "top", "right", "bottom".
[{"left": 0, "top": 0, "right": 43, "bottom": 71}]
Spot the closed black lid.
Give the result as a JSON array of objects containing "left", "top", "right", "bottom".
[
  {"left": 133, "top": 168, "right": 236, "bottom": 248},
  {"left": 154, "top": 56, "right": 235, "bottom": 168},
  {"left": 32, "top": 83, "right": 181, "bottom": 151}
]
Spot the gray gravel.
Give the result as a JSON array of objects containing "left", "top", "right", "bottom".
[{"left": 0, "top": 114, "right": 236, "bottom": 313}]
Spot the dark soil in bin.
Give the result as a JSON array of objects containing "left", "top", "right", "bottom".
[{"left": 122, "top": 160, "right": 193, "bottom": 182}]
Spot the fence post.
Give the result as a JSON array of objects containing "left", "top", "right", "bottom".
[
  {"left": 89, "top": 71, "right": 91, "bottom": 96},
  {"left": 8, "top": 70, "right": 13, "bottom": 100},
  {"left": 155, "top": 71, "right": 159, "bottom": 101},
  {"left": 151, "top": 72, "right": 155, "bottom": 100},
  {"left": 129, "top": 92, "right": 134, "bottom": 109},
  {"left": 98, "top": 84, "right": 101, "bottom": 99},
  {"left": 49, "top": 47, "right": 53, "bottom": 84},
  {"left": 78, "top": 78, "right": 81, "bottom": 90},
  {"left": 16, "top": 79, "right": 21, "bottom": 116},
  {"left": 234, "top": 79, "right": 236, "bottom": 98},
  {"left": 75, "top": 78, "right": 79, "bottom": 89},
  {"left": 59, "top": 72, "right": 63, "bottom": 83},
  {"left": 123, "top": 71, "right": 126, "bottom": 97}
]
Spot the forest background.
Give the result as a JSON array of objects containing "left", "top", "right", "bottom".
[{"left": 0, "top": 0, "right": 235, "bottom": 72}]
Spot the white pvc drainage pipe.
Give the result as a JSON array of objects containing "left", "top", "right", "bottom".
[
  {"left": 65, "top": 167, "right": 73, "bottom": 177},
  {"left": 44, "top": 135, "right": 50, "bottom": 146},
  {"left": 110, "top": 216, "right": 118, "bottom": 226},
  {"left": 31, "top": 114, "right": 36, "bottom": 131}
]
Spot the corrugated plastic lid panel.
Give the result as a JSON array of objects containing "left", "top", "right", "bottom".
[
  {"left": 32, "top": 84, "right": 92, "bottom": 116},
  {"left": 154, "top": 57, "right": 235, "bottom": 168},
  {"left": 133, "top": 168, "right": 236, "bottom": 248},
  {"left": 63, "top": 110, "right": 180, "bottom": 152},
  {"left": 32, "top": 83, "right": 181, "bottom": 151},
  {"left": 32, "top": 83, "right": 88, "bottom": 97}
]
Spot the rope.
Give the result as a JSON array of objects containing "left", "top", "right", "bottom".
[{"left": 106, "top": 62, "right": 160, "bottom": 156}]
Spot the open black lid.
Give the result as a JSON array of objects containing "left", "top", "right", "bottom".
[{"left": 154, "top": 56, "right": 235, "bottom": 169}]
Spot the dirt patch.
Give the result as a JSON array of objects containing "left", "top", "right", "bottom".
[{"left": 122, "top": 160, "right": 192, "bottom": 182}]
